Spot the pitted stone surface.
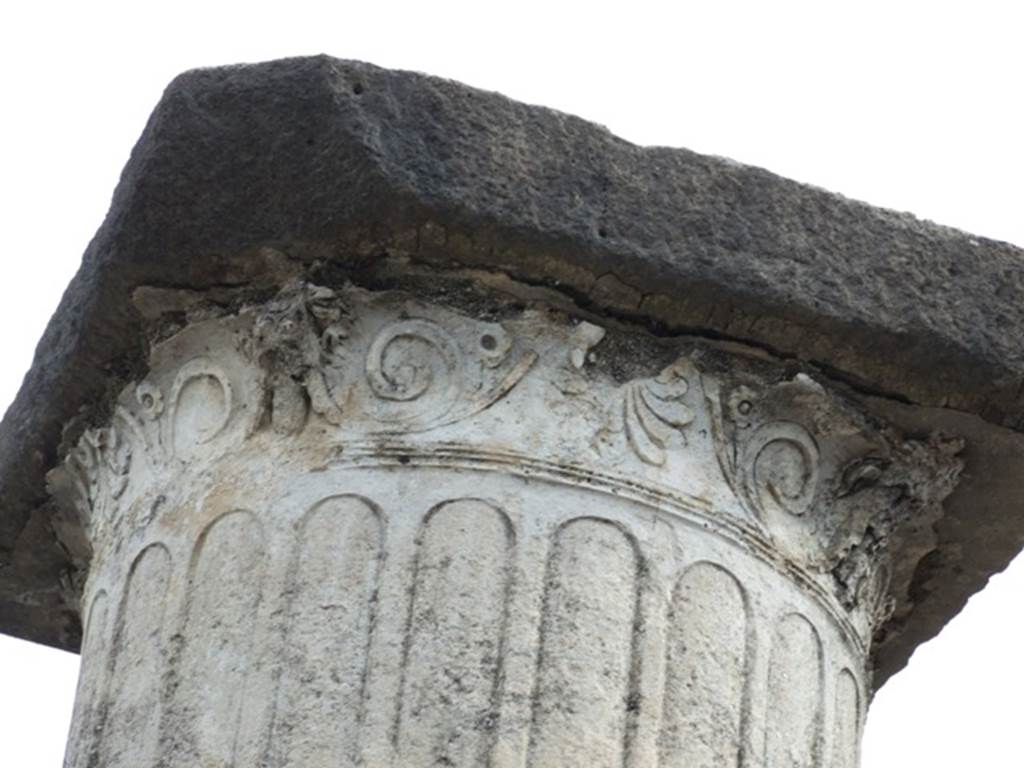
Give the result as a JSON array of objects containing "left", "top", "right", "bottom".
[{"left": 2, "top": 56, "right": 1024, "bottom": 690}]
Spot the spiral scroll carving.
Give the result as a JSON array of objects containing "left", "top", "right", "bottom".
[
  {"left": 365, "top": 319, "right": 464, "bottom": 426},
  {"left": 741, "top": 421, "right": 820, "bottom": 520}
]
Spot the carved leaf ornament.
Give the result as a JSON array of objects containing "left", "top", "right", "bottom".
[
  {"left": 51, "top": 278, "right": 961, "bottom": 638},
  {"left": 623, "top": 360, "right": 695, "bottom": 466}
]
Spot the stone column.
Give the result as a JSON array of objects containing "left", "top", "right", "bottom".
[{"left": 52, "top": 278, "right": 961, "bottom": 767}]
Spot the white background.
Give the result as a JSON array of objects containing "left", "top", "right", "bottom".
[{"left": 1, "top": 2, "right": 1022, "bottom": 764}]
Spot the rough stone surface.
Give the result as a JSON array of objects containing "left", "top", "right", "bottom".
[
  {"left": 2, "top": 55, "right": 1024, "bottom": 692},
  {"left": 59, "top": 282, "right": 930, "bottom": 766}
]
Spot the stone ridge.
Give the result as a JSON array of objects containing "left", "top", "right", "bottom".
[{"left": 0, "top": 55, "right": 1022, "bottom": 687}]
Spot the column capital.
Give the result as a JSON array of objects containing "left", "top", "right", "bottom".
[
  {"left": 51, "top": 275, "right": 963, "bottom": 660},
  {"left": 0, "top": 58, "right": 1021, "bottom": 741},
  {"left": 59, "top": 276, "right": 952, "bottom": 766}
]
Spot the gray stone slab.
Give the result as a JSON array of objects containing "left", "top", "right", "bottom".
[{"left": 2, "top": 55, "right": 1022, "bottom": 686}]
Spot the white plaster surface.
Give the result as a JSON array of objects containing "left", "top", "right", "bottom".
[{"left": 53, "top": 282, "right": 953, "bottom": 767}]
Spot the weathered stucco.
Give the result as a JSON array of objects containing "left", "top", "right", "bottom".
[
  {"left": 2, "top": 55, "right": 1024, "bottom": 701},
  {"left": 57, "top": 279, "right": 961, "bottom": 766}
]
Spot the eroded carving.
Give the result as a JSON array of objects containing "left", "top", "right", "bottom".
[
  {"left": 707, "top": 368, "right": 964, "bottom": 634},
  {"left": 366, "top": 317, "right": 534, "bottom": 430},
  {"left": 827, "top": 432, "right": 964, "bottom": 625},
  {"left": 52, "top": 279, "right": 965, "bottom": 661},
  {"left": 740, "top": 421, "right": 820, "bottom": 520},
  {"left": 249, "top": 281, "right": 352, "bottom": 432},
  {"left": 368, "top": 319, "right": 461, "bottom": 409},
  {"left": 567, "top": 321, "right": 606, "bottom": 369},
  {"left": 135, "top": 382, "right": 165, "bottom": 421},
  {"left": 622, "top": 358, "right": 695, "bottom": 466},
  {"left": 54, "top": 275, "right": 973, "bottom": 768},
  {"left": 55, "top": 423, "right": 134, "bottom": 534},
  {"left": 247, "top": 283, "right": 537, "bottom": 434},
  {"left": 706, "top": 374, "right": 827, "bottom": 536},
  {"left": 169, "top": 358, "right": 234, "bottom": 455}
]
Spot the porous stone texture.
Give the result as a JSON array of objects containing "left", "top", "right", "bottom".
[
  {"left": 2, "top": 58, "right": 1023, "bottom": 690},
  {"left": 2, "top": 55, "right": 1023, "bottom": 767},
  {"left": 55, "top": 280, "right": 962, "bottom": 767}
]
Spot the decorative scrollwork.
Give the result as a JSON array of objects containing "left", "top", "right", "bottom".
[
  {"left": 622, "top": 359, "right": 695, "bottom": 466},
  {"left": 167, "top": 358, "right": 234, "bottom": 455},
  {"left": 366, "top": 319, "right": 462, "bottom": 416},
  {"left": 740, "top": 421, "right": 820, "bottom": 520},
  {"left": 135, "top": 383, "right": 165, "bottom": 421},
  {"left": 45, "top": 277, "right": 967, "bottom": 659},
  {"left": 365, "top": 317, "right": 536, "bottom": 431}
]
